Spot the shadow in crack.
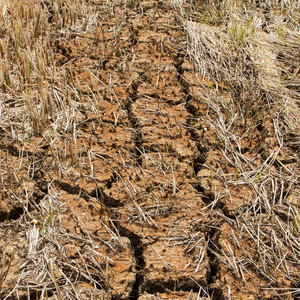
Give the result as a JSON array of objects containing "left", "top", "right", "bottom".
[{"left": 116, "top": 225, "right": 145, "bottom": 300}]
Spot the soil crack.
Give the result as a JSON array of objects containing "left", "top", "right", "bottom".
[
  {"left": 205, "top": 226, "right": 225, "bottom": 300},
  {"left": 117, "top": 225, "right": 146, "bottom": 300},
  {"left": 125, "top": 81, "right": 144, "bottom": 167}
]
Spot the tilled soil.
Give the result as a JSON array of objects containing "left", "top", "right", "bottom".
[{"left": 0, "top": 0, "right": 300, "bottom": 299}]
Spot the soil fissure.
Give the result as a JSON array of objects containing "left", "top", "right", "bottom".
[
  {"left": 117, "top": 225, "right": 146, "bottom": 300},
  {"left": 205, "top": 226, "right": 225, "bottom": 300}
]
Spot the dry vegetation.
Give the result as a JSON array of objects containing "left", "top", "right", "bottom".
[{"left": 0, "top": 0, "right": 299, "bottom": 299}]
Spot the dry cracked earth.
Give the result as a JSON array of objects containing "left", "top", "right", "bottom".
[{"left": 0, "top": 0, "right": 300, "bottom": 299}]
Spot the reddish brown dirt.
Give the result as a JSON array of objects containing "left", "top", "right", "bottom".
[{"left": 0, "top": 0, "right": 299, "bottom": 299}]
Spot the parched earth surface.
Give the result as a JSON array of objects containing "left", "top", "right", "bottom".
[{"left": 0, "top": 0, "right": 300, "bottom": 299}]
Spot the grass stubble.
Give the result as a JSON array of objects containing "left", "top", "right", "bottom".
[
  {"left": 0, "top": 0, "right": 299, "bottom": 299},
  {"left": 176, "top": 0, "right": 300, "bottom": 298},
  {"left": 0, "top": 0, "right": 125, "bottom": 298}
]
